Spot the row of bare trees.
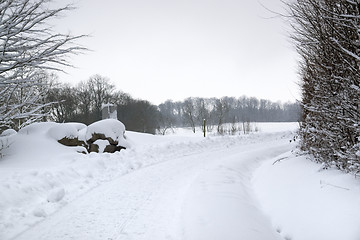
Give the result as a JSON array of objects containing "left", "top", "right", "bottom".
[
  {"left": 288, "top": 0, "right": 360, "bottom": 173},
  {"left": 157, "top": 97, "right": 300, "bottom": 135},
  {"left": 44, "top": 75, "right": 158, "bottom": 134},
  {"left": 48, "top": 75, "right": 117, "bottom": 124},
  {"left": 46, "top": 77, "right": 300, "bottom": 135}
]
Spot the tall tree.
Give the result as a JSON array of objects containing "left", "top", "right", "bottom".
[
  {"left": 75, "top": 80, "right": 93, "bottom": 124},
  {"left": 47, "top": 82, "right": 78, "bottom": 123},
  {"left": 158, "top": 100, "right": 177, "bottom": 135},
  {"left": 212, "top": 97, "right": 229, "bottom": 134},
  {"left": 0, "top": 0, "right": 86, "bottom": 130},
  {"left": 87, "top": 75, "right": 115, "bottom": 121},
  {"left": 194, "top": 98, "right": 209, "bottom": 134},
  {"left": 182, "top": 98, "right": 196, "bottom": 133}
]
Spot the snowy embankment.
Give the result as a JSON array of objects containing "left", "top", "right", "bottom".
[
  {"left": 0, "top": 121, "right": 359, "bottom": 240},
  {"left": 253, "top": 152, "right": 360, "bottom": 240}
]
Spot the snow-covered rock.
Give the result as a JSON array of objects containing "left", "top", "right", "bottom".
[
  {"left": 86, "top": 119, "right": 128, "bottom": 152},
  {"left": 86, "top": 119, "right": 125, "bottom": 143}
]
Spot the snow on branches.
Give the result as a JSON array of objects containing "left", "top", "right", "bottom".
[
  {"left": 288, "top": 0, "right": 360, "bottom": 173},
  {"left": 0, "top": 0, "right": 86, "bottom": 130}
]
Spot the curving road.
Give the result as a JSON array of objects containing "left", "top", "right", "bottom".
[{"left": 13, "top": 135, "right": 292, "bottom": 240}]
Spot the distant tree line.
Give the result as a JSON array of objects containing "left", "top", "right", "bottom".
[
  {"left": 288, "top": 0, "right": 360, "bottom": 173},
  {"left": 43, "top": 75, "right": 301, "bottom": 134},
  {"left": 158, "top": 97, "right": 300, "bottom": 135},
  {"left": 1, "top": 73, "right": 301, "bottom": 135}
]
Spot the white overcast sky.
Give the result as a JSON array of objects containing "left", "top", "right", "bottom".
[{"left": 54, "top": 0, "right": 300, "bottom": 105}]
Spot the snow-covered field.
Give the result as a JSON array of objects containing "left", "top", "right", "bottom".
[{"left": 0, "top": 122, "right": 359, "bottom": 240}]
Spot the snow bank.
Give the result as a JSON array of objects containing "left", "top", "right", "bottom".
[{"left": 252, "top": 152, "right": 360, "bottom": 240}]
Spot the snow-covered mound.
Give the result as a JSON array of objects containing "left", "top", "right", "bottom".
[
  {"left": 2, "top": 122, "right": 81, "bottom": 166},
  {"left": 18, "top": 122, "right": 58, "bottom": 135},
  {"left": 0, "top": 129, "right": 17, "bottom": 137},
  {"left": 47, "top": 123, "right": 81, "bottom": 141}
]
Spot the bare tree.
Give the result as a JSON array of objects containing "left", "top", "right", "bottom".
[
  {"left": 213, "top": 98, "right": 229, "bottom": 134},
  {"left": 87, "top": 75, "right": 115, "bottom": 121},
  {"left": 194, "top": 98, "right": 209, "bottom": 135},
  {"left": 158, "top": 100, "right": 176, "bottom": 135},
  {"left": 75, "top": 80, "right": 92, "bottom": 123},
  {"left": 182, "top": 98, "right": 196, "bottom": 133},
  {"left": 0, "top": 0, "right": 86, "bottom": 130},
  {"left": 47, "top": 81, "right": 78, "bottom": 123}
]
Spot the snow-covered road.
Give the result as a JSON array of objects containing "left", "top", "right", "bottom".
[{"left": 12, "top": 135, "right": 292, "bottom": 240}]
